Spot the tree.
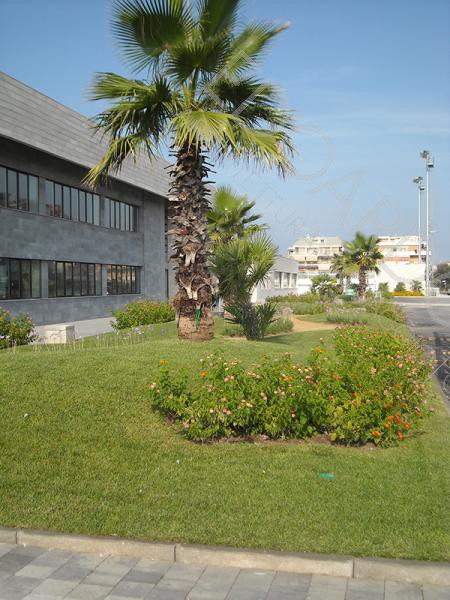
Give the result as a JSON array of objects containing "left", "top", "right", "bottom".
[
  {"left": 213, "top": 232, "right": 277, "bottom": 339},
  {"left": 432, "top": 263, "right": 450, "bottom": 287},
  {"left": 394, "top": 282, "right": 406, "bottom": 292},
  {"left": 378, "top": 282, "right": 389, "bottom": 293},
  {"left": 330, "top": 252, "right": 357, "bottom": 293},
  {"left": 86, "top": 0, "right": 294, "bottom": 341},
  {"left": 344, "top": 232, "right": 383, "bottom": 299},
  {"left": 310, "top": 273, "right": 339, "bottom": 302},
  {"left": 411, "top": 280, "right": 423, "bottom": 293},
  {"left": 207, "top": 186, "right": 265, "bottom": 246}
]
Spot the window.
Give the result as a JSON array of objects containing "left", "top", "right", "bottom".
[
  {"left": 0, "top": 258, "right": 41, "bottom": 299},
  {"left": 106, "top": 264, "right": 139, "bottom": 295},
  {"left": 71, "top": 188, "right": 79, "bottom": 221},
  {"left": 48, "top": 261, "right": 102, "bottom": 297},
  {"left": 104, "top": 197, "right": 138, "bottom": 232},
  {"left": 7, "top": 169, "right": 17, "bottom": 208},
  {"left": 63, "top": 186, "right": 71, "bottom": 219},
  {"left": 282, "top": 272, "right": 290, "bottom": 288},
  {"left": 43, "top": 178, "right": 100, "bottom": 226},
  {"left": 0, "top": 167, "right": 6, "bottom": 207},
  {"left": 0, "top": 167, "right": 40, "bottom": 213},
  {"left": 274, "top": 271, "right": 282, "bottom": 289}
]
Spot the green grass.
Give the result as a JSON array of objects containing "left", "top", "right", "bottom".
[
  {"left": 0, "top": 319, "right": 449, "bottom": 561},
  {"left": 296, "top": 311, "right": 410, "bottom": 336}
]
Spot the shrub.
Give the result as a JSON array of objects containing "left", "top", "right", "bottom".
[
  {"left": 326, "top": 311, "right": 368, "bottom": 325},
  {"left": 393, "top": 290, "right": 424, "bottom": 297},
  {"left": 291, "top": 302, "right": 325, "bottom": 315},
  {"left": 364, "top": 301, "right": 406, "bottom": 324},
  {"left": 394, "top": 282, "right": 406, "bottom": 292},
  {"left": 223, "top": 318, "right": 293, "bottom": 337},
  {"left": 226, "top": 301, "right": 277, "bottom": 340},
  {"left": 149, "top": 326, "right": 431, "bottom": 446},
  {"left": 270, "top": 292, "right": 318, "bottom": 304},
  {"left": 0, "top": 307, "right": 36, "bottom": 349},
  {"left": 112, "top": 300, "right": 175, "bottom": 329}
]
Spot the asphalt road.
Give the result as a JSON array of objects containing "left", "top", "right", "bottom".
[{"left": 395, "top": 297, "right": 450, "bottom": 408}]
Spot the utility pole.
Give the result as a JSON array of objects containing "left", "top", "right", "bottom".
[{"left": 420, "top": 151, "right": 434, "bottom": 295}]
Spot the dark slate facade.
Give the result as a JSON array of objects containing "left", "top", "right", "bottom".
[{"left": 0, "top": 72, "right": 172, "bottom": 325}]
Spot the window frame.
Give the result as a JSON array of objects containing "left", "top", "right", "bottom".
[{"left": 0, "top": 258, "right": 41, "bottom": 300}]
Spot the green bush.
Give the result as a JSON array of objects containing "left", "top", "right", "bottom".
[
  {"left": 223, "top": 318, "right": 293, "bottom": 337},
  {"left": 364, "top": 301, "right": 406, "bottom": 324},
  {"left": 326, "top": 310, "right": 368, "bottom": 325},
  {"left": 0, "top": 307, "right": 36, "bottom": 349},
  {"left": 226, "top": 301, "right": 277, "bottom": 340},
  {"left": 270, "top": 292, "right": 318, "bottom": 304},
  {"left": 149, "top": 326, "right": 431, "bottom": 446},
  {"left": 112, "top": 300, "right": 175, "bottom": 330},
  {"left": 291, "top": 302, "right": 325, "bottom": 315}
]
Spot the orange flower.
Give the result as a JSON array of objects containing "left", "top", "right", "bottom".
[
  {"left": 159, "top": 359, "right": 168, "bottom": 365},
  {"left": 199, "top": 371, "right": 208, "bottom": 378},
  {"left": 397, "top": 432, "right": 404, "bottom": 440},
  {"left": 371, "top": 430, "right": 381, "bottom": 438},
  {"left": 385, "top": 422, "right": 390, "bottom": 429},
  {"left": 404, "top": 422, "right": 410, "bottom": 430}
]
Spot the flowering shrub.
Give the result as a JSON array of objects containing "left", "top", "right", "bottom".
[
  {"left": 326, "top": 310, "right": 368, "bottom": 325},
  {"left": 364, "top": 301, "right": 406, "bottom": 324},
  {"left": 291, "top": 302, "right": 325, "bottom": 315},
  {"left": 0, "top": 307, "right": 36, "bottom": 349},
  {"left": 393, "top": 291, "right": 424, "bottom": 297},
  {"left": 149, "top": 326, "right": 432, "bottom": 446},
  {"left": 112, "top": 300, "right": 175, "bottom": 329}
]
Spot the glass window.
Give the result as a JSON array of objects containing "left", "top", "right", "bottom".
[
  {"left": 7, "top": 170, "right": 17, "bottom": 209},
  {"left": 81, "top": 263, "right": 88, "bottom": 296},
  {"left": 282, "top": 272, "right": 290, "bottom": 288},
  {"left": 29, "top": 176, "right": 38, "bottom": 213},
  {"left": 19, "top": 259, "right": 31, "bottom": 299},
  {"left": 107, "top": 264, "right": 139, "bottom": 294},
  {"left": 95, "top": 264, "right": 102, "bottom": 295},
  {"left": 86, "top": 193, "right": 93, "bottom": 224},
  {"left": 9, "top": 259, "right": 20, "bottom": 298},
  {"left": 104, "top": 198, "right": 110, "bottom": 227},
  {"left": 31, "top": 260, "right": 40, "bottom": 298},
  {"left": 0, "top": 258, "right": 8, "bottom": 298},
  {"left": 131, "top": 267, "right": 136, "bottom": 293},
  {"left": 63, "top": 186, "right": 71, "bottom": 219},
  {"left": 93, "top": 195, "right": 100, "bottom": 225},
  {"left": 79, "top": 191, "right": 86, "bottom": 222},
  {"left": 71, "top": 188, "right": 78, "bottom": 221},
  {"left": 18, "top": 173, "right": 28, "bottom": 211},
  {"left": 48, "top": 261, "right": 56, "bottom": 297},
  {"left": 56, "top": 262, "right": 65, "bottom": 296},
  {"left": 115, "top": 201, "right": 120, "bottom": 230},
  {"left": 0, "top": 166, "right": 6, "bottom": 207},
  {"left": 73, "top": 262, "right": 81, "bottom": 296},
  {"left": 129, "top": 204, "right": 134, "bottom": 231},
  {"left": 65, "top": 261, "right": 73, "bottom": 296},
  {"left": 54, "top": 183, "right": 63, "bottom": 218},
  {"left": 120, "top": 203, "right": 126, "bottom": 231},
  {"left": 44, "top": 180, "right": 54, "bottom": 216},
  {"left": 88, "top": 263, "right": 95, "bottom": 296}
]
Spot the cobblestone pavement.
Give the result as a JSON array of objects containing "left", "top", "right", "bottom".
[{"left": 0, "top": 543, "right": 449, "bottom": 599}]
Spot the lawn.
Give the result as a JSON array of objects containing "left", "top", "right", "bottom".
[{"left": 0, "top": 319, "right": 449, "bottom": 561}]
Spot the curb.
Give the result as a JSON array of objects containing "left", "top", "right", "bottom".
[{"left": 1, "top": 527, "right": 449, "bottom": 586}]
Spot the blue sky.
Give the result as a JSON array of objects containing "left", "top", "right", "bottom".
[{"left": 1, "top": 0, "right": 449, "bottom": 261}]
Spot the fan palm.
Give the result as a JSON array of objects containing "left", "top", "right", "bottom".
[
  {"left": 330, "top": 252, "right": 357, "bottom": 293},
  {"left": 344, "top": 232, "right": 383, "bottom": 299},
  {"left": 85, "top": 0, "right": 294, "bottom": 341},
  {"left": 207, "top": 185, "right": 265, "bottom": 246}
]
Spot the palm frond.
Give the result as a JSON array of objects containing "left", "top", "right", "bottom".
[
  {"left": 197, "top": 0, "right": 241, "bottom": 38},
  {"left": 171, "top": 110, "right": 239, "bottom": 148}
]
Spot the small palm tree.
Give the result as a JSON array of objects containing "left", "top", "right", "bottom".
[
  {"left": 411, "top": 280, "right": 423, "bottom": 293},
  {"left": 86, "top": 0, "right": 294, "bottom": 341},
  {"left": 344, "top": 232, "right": 383, "bottom": 299},
  {"left": 207, "top": 186, "right": 265, "bottom": 246},
  {"left": 311, "top": 273, "right": 339, "bottom": 302},
  {"left": 330, "top": 253, "right": 357, "bottom": 293}
]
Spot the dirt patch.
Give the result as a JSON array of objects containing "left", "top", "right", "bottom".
[{"left": 291, "top": 317, "right": 336, "bottom": 332}]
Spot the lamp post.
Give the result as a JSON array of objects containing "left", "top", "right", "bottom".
[
  {"left": 420, "top": 150, "right": 434, "bottom": 295},
  {"left": 413, "top": 176, "right": 424, "bottom": 265}
]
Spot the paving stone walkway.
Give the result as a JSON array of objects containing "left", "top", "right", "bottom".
[{"left": 0, "top": 543, "right": 449, "bottom": 600}]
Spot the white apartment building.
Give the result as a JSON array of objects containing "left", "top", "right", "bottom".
[{"left": 287, "top": 236, "right": 343, "bottom": 274}]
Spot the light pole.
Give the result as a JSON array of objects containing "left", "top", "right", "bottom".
[
  {"left": 420, "top": 150, "right": 434, "bottom": 295},
  {"left": 412, "top": 176, "right": 424, "bottom": 264}
]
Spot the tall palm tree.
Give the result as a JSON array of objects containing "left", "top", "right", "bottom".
[
  {"left": 344, "top": 232, "right": 383, "bottom": 299},
  {"left": 207, "top": 185, "right": 265, "bottom": 246},
  {"left": 330, "top": 252, "right": 358, "bottom": 293},
  {"left": 85, "top": 0, "right": 294, "bottom": 341}
]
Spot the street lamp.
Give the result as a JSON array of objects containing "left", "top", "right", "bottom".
[
  {"left": 420, "top": 150, "right": 434, "bottom": 295},
  {"left": 412, "top": 176, "right": 424, "bottom": 264}
]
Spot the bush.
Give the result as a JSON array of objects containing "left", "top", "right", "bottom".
[
  {"left": 226, "top": 301, "right": 277, "bottom": 340},
  {"left": 270, "top": 293, "right": 318, "bottom": 304},
  {"left": 112, "top": 300, "right": 175, "bottom": 330},
  {"left": 149, "top": 326, "right": 431, "bottom": 446},
  {"left": 326, "top": 310, "right": 368, "bottom": 325},
  {"left": 0, "top": 307, "right": 36, "bottom": 349},
  {"left": 223, "top": 318, "right": 293, "bottom": 338},
  {"left": 393, "top": 290, "right": 424, "bottom": 297},
  {"left": 394, "top": 282, "right": 406, "bottom": 292},
  {"left": 291, "top": 302, "right": 325, "bottom": 315},
  {"left": 364, "top": 301, "right": 406, "bottom": 324}
]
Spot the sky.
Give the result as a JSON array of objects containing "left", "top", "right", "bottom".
[{"left": 1, "top": 0, "right": 449, "bottom": 262}]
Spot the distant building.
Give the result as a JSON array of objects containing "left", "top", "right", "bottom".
[
  {"left": 251, "top": 255, "right": 299, "bottom": 303},
  {"left": 287, "top": 236, "right": 343, "bottom": 274}
]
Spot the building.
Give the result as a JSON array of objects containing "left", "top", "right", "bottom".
[
  {"left": 251, "top": 255, "right": 299, "bottom": 303},
  {"left": 287, "top": 236, "right": 343, "bottom": 274},
  {"left": 0, "top": 72, "right": 171, "bottom": 325},
  {"left": 376, "top": 236, "right": 426, "bottom": 291}
]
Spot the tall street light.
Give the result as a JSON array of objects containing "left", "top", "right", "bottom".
[
  {"left": 420, "top": 150, "right": 434, "bottom": 295},
  {"left": 413, "top": 176, "right": 424, "bottom": 265}
]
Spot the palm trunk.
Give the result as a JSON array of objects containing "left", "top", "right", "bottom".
[
  {"left": 358, "top": 268, "right": 366, "bottom": 299},
  {"left": 169, "top": 144, "right": 217, "bottom": 341}
]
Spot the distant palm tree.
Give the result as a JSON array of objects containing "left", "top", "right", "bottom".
[
  {"left": 411, "top": 280, "right": 423, "bottom": 293},
  {"left": 344, "top": 232, "right": 383, "bottom": 299},
  {"left": 330, "top": 253, "right": 357, "bottom": 293},
  {"left": 86, "top": 0, "right": 294, "bottom": 341},
  {"left": 207, "top": 186, "right": 265, "bottom": 246}
]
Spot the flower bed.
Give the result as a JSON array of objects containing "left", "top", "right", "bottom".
[
  {"left": 0, "top": 307, "right": 36, "bottom": 349},
  {"left": 149, "top": 326, "right": 431, "bottom": 446}
]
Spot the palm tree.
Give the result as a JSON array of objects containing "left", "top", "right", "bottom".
[
  {"left": 344, "top": 232, "right": 383, "bottom": 299},
  {"left": 207, "top": 186, "right": 265, "bottom": 246},
  {"left": 411, "top": 280, "right": 423, "bottom": 293},
  {"left": 310, "top": 273, "right": 339, "bottom": 301},
  {"left": 85, "top": 0, "right": 294, "bottom": 341},
  {"left": 330, "top": 252, "right": 358, "bottom": 293}
]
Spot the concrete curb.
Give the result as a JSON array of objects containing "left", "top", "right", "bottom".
[{"left": 1, "top": 527, "right": 449, "bottom": 586}]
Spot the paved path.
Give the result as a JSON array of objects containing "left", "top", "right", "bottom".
[
  {"left": 0, "top": 543, "right": 449, "bottom": 600},
  {"left": 396, "top": 297, "right": 450, "bottom": 409}
]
